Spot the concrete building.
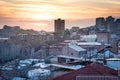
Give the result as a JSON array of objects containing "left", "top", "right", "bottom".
[
  {"left": 58, "top": 41, "right": 86, "bottom": 63},
  {"left": 28, "top": 68, "right": 51, "bottom": 79},
  {"left": 62, "top": 42, "right": 86, "bottom": 57},
  {"left": 70, "top": 27, "right": 79, "bottom": 33},
  {"left": 95, "top": 16, "right": 120, "bottom": 33},
  {"left": 97, "top": 32, "right": 109, "bottom": 44},
  {"left": 54, "top": 18, "right": 65, "bottom": 38},
  {"left": 106, "top": 16, "right": 116, "bottom": 32},
  {"left": 116, "top": 18, "right": 120, "bottom": 30},
  {"left": 96, "top": 17, "right": 106, "bottom": 31},
  {"left": 106, "top": 58, "right": 120, "bottom": 70}
]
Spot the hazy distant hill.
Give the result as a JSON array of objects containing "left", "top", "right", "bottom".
[{"left": 0, "top": 25, "right": 38, "bottom": 38}]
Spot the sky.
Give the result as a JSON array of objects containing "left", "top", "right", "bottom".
[{"left": 0, "top": 0, "right": 120, "bottom": 31}]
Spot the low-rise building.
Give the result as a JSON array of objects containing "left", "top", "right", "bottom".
[
  {"left": 106, "top": 58, "right": 120, "bottom": 70},
  {"left": 28, "top": 68, "right": 51, "bottom": 79},
  {"left": 58, "top": 41, "right": 86, "bottom": 63},
  {"left": 50, "top": 62, "right": 118, "bottom": 80}
]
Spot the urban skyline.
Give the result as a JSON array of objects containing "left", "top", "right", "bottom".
[{"left": 0, "top": 0, "right": 120, "bottom": 31}]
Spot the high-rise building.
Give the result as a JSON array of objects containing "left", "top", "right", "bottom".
[
  {"left": 54, "top": 18, "right": 65, "bottom": 37},
  {"left": 96, "top": 17, "right": 106, "bottom": 31},
  {"left": 106, "top": 16, "right": 116, "bottom": 32},
  {"left": 96, "top": 17, "right": 105, "bottom": 26},
  {"left": 116, "top": 18, "right": 120, "bottom": 30}
]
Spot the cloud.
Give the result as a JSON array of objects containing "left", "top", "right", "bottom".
[{"left": 0, "top": 0, "right": 120, "bottom": 31}]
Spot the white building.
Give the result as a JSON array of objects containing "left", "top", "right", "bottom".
[
  {"left": 33, "top": 62, "right": 50, "bottom": 68},
  {"left": 80, "top": 35, "right": 97, "bottom": 42},
  {"left": 62, "top": 41, "right": 86, "bottom": 58},
  {"left": 106, "top": 58, "right": 120, "bottom": 70},
  {"left": 58, "top": 41, "right": 86, "bottom": 63},
  {"left": 28, "top": 68, "right": 51, "bottom": 79},
  {"left": 12, "top": 77, "right": 26, "bottom": 80}
]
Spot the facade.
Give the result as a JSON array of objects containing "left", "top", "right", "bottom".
[
  {"left": 62, "top": 43, "right": 86, "bottom": 57},
  {"left": 116, "top": 18, "right": 120, "bottom": 30},
  {"left": 28, "top": 69, "right": 51, "bottom": 79},
  {"left": 70, "top": 26, "right": 79, "bottom": 33},
  {"left": 54, "top": 18, "right": 65, "bottom": 38},
  {"left": 97, "top": 32, "right": 109, "bottom": 44},
  {"left": 106, "top": 58, "right": 120, "bottom": 70},
  {"left": 78, "top": 42, "right": 102, "bottom": 58},
  {"left": 58, "top": 42, "right": 86, "bottom": 63},
  {"left": 97, "top": 50, "right": 115, "bottom": 60},
  {"left": 40, "top": 46, "right": 62, "bottom": 58},
  {"left": 106, "top": 16, "right": 116, "bottom": 32},
  {"left": 96, "top": 17, "right": 106, "bottom": 31},
  {"left": 95, "top": 16, "right": 120, "bottom": 33}
]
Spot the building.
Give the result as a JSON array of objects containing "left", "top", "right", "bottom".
[
  {"left": 97, "top": 32, "right": 109, "bottom": 44},
  {"left": 50, "top": 62, "right": 118, "bottom": 80},
  {"left": 96, "top": 17, "right": 106, "bottom": 31},
  {"left": 97, "top": 49, "right": 116, "bottom": 60},
  {"left": 106, "top": 58, "right": 120, "bottom": 70},
  {"left": 116, "top": 18, "right": 120, "bottom": 30},
  {"left": 28, "top": 68, "right": 51, "bottom": 79},
  {"left": 80, "top": 35, "right": 97, "bottom": 42},
  {"left": 12, "top": 77, "right": 26, "bottom": 80},
  {"left": 95, "top": 16, "right": 120, "bottom": 33},
  {"left": 57, "top": 41, "right": 86, "bottom": 63},
  {"left": 70, "top": 27, "right": 79, "bottom": 33},
  {"left": 62, "top": 41, "right": 86, "bottom": 57},
  {"left": 59, "top": 40, "right": 102, "bottom": 60},
  {"left": 54, "top": 18, "right": 65, "bottom": 38},
  {"left": 106, "top": 16, "right": 116, "bottom": 32},
  {"left": 58, "top": 41, "right": 86, "bottom": 63}
]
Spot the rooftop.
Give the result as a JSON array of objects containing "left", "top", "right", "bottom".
[
  {"left": 69, "top": 44, "right": 86, "bottom": 52},
  {"left": 50, "top": 62, "right": 118, "bottom": 80},
  {"left": 78, "top": 42, "right": 102, "bottom": 46},
  {"left": 106, "top": 58, "right": 120, "bottom": 61},
  {"left": 57, "top": 55, "right": 84, "bottom": 60}
]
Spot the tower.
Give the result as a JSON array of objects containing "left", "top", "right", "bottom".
[
  {"left": 106, "top": 16, "right": 115, "bottom": 32},
  {"left": 54, "top": 18, "right": 65, "bottom": 37},
  {"left": 96, "top": 17, "right": 106, "bottom": 31}
]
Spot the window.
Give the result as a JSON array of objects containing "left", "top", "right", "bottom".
[{"left": 71, "top": 53, "right": 73, "bottom": 55}]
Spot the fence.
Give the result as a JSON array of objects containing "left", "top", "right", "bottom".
[{"left": 76, "top": 75, "right": 118, "bottom": 80}]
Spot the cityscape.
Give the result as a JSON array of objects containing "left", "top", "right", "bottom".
[{"left": 0, "top": 0, "right": 120, "bottom": 80}]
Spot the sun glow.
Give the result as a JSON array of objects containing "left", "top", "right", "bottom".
[
  {"left": 31, "top": 13, "right": 54, "bottom": 20},
  {"left": 0, "top": 0, "right": 120, "bottom": 31}
]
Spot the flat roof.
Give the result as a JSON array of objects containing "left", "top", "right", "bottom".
[
  {"left": 51, "top": 64, "right": 78, "bottom": 70},
  {"left": 106, "top": 58, "right": 120, "bottom": 61},
  {"left": 0, "top": 38, "right": 9, "bottom": 40},
  {"left": 69, "top": 44, "right": 86, "bottom": 52},
  {"left": 57, "top": 55, "right": 96, "bottom": 62},
  {"left": 78, "top": 42, "right": 101, "bottom": 46},
  {"left": 57, "top": 55, "right": 83, "bottom": 60}
]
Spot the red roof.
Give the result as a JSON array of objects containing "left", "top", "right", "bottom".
[
  {"left": 98, "top": 45, "right": 118, "bottom": 54},
  {"left": 50, "top": 62, "right": 118, "bottom": 80}
]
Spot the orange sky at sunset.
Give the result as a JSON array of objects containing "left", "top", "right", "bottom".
[{"left": 0, "top": 0, "right": 120, "bottom": 31}]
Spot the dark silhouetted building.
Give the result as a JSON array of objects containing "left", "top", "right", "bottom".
[
  {"left": 95, "top": 16, "right": 120, "bottom": 33},
  {"left": 96, "top": 17, "right": 106, "bottom": 31},
  {"left": 106, "top": 16, "right": 116, "bottom": 32},
  {"left": 54, "top": 18, "right": 65, "bottom": 38},
  {"left": 116, "top": 18, "right": 120, "bottom": 30}
]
